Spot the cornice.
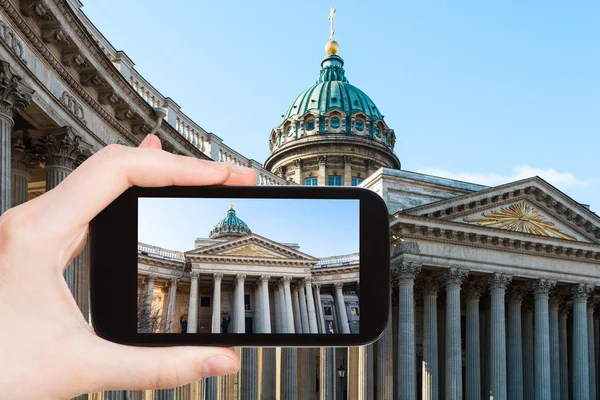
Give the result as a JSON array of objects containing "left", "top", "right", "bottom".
[
  {"left": 138, "top": 255, "right": 185, "bottom": 269},
  {"left": 187, "top": 235, "right": 317, "bottom": 261},
  {"left": 190, "top": 255, "right": 315, "bottom": 267},
  {"left": 1, "top": 0, "right": 206, "bottom": 156},
  {"left": 391, "top": 215, "right": 600, "bottom": 264}
]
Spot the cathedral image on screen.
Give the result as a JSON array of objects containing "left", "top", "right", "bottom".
[{"left": 137, "top": 199, "right": 360, "bottom": 335}]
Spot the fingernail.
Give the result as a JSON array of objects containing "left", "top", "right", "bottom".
[
  {"left": 230, "top": 164, "right": 255, "bottom": 174},
  {"left": 202, "top": 356, "right": 239, "bottom": 377}
]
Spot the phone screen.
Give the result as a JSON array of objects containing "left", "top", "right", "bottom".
[{"left": 137, "top": 198, "right": 360, "bottom": 335}]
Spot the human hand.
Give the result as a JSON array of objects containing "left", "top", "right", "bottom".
[{"left": 0, "top": 135, "right": 257, "bottom": 399}]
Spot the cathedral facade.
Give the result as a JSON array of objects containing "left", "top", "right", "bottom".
[{"left": 1, "top": 1, "right": 599, "bottom": 400}]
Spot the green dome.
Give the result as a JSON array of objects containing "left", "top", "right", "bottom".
[
  {"left": 209, "top": 205, "right": 251, "bottom": 239},
  {"left": 281, "top": 55, "right": 383, "bottom": 122}
]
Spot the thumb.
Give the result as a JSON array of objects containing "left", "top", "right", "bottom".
[{"left": 75, "top": 336, "right": 239, "bottom": 392}]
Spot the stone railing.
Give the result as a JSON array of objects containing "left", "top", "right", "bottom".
[
  {"left": 68, "top": 2, "right": 291, "bottom": 186},
  {"left": 314, "top": 253, "right": 360, "bottom": 269},
  {"left": 138, "top": 242, "right": 185, "bottom": 261}
]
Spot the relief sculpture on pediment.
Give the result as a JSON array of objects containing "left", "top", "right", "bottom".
[
  {"left": 463, "top": 201, "right": 576, "bottom": 241},
  {"left": 224, "top": 245, "right": 281, "bottom": 258}
]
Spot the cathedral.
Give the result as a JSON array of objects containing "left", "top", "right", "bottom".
[{"left": 1, "top": 1, "right": 599, "bottom": 399}]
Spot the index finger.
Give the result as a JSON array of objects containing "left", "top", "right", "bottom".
[{"left": 22, "top": 144, "right": 256, "bottom": 242}]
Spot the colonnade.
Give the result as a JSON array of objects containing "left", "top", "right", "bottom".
[
  {"left": 386, "top": 260, "right": 599, "bottom": 400},
  {"left": 139, "top": 272, "right": 357, "bottom": 335}
]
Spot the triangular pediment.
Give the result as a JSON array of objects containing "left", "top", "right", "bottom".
[
  {"left": 399, "top": 177, "right": 600, "bottom": 244},
  {"left": 186, "top": 234, "right": 317, "bottom": 261}
]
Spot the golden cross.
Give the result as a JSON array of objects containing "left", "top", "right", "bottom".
[{"left": 328, "top": 6, "right": 336, "bottom": 41}]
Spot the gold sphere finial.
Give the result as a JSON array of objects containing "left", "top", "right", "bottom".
[
  {"left": 325, "top": 40, "right": 339, "bottom": 55},
  {"left": 229, "top": 203, "right": 234, "bottom": 211}
]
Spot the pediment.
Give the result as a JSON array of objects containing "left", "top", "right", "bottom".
[
  {"left": 399, "top": 177, "right": 600, "bottom": 244},
  {"left": 186, "top": 234, "right": 317, "bottom": 261}
]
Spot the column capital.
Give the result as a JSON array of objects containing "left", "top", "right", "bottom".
[
  {"left": 465, "top": 278, "right": 487, "bottom": 299},
  {"left": 572, "top": 283, "right": 595, "bottom": 303},
  {"left": 393, "top": 260, "right": 422, "bottom": 281},
  {"left": 422, "top": 275, "right": 440, "bottom": 297},
  {"left": 33, "top": 127, "right": 91, "bottom": 170},
  {"left": 190, "top": 270, "right": 200, "bottom": 279},
  {"left": 533, "top": 278, "right": 556, "bottom": 298},
  {"left": 146, "top": 274, "right": 158, "bottom": 282},
  {"left": 303, "top": 276, "right": 313, "bottom": 285},
  {"left": 334, "top": 281, "right": 344, "bottom": 290},
  {"left": 507, "top": 284, "right": 529, "bottom": 304},
  {"left": 313, "top": 282, "right": 321, "bottom": 290},
  {"left": 213, "top": 272, "right": 223, "bottom": 281},
  {"left": 0, "top": 61, "right": 34, "bottom": 120},
  {"left": 259, "top": 275, "right": 270, "bottom": 284},
  {"left": 11, "top": 133, "right": 36, "bottom": 174},
  {"left": 443, "top": 267, "right": 468, "bottom": 288},
  {"left": 236, "top": 273, "right": 246, "bottom": 282},
  {"left": 488, "top": 273, "right": 512, "bottom": 294},
  {"left": 169, "top": 277, "right": 178, "bottom": 286},
  {"left": 282, "top": 275, "right": 292, "bottom": 285}
]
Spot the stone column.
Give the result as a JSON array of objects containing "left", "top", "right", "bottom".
[
  {"left": 11, "top": 133, "right": 35, "bottom": 207},
  {"left": 534, "top": 279, "right": 556, "bottom": 400},
  {"left": 273, "top": 285, "right": 282, "bottom": 333},
  {"left": 283, "top": 276, "right": 296, "bottom": 333},
  {"left": 589, "top": 301, "right": 597, "bottom": 400},
  {"left": 259, "top": 275, "right": 272, "bottom": 333},
  {"left": 572, "top": 284, "right": 594, "bottom": 400},
  {"left": 465, "top": 280, "right": 485, "bottom": 400},
  {"left": 281, "top": 348, "right": 298, "bottom": 400},
  {"left": 211, "top": 273, "right": 223, "bottom": 333},
  {"left": 164, "top": 278, "right": 178, "bottom": 333},
  {"left": 261, "top": 348, "right": 276, "bottom": 399},
  {"left": 314, "top": 283, "right": 326, "bottom": 333},
  {"left": 444, "top": 268, "right": 469, "bottom": 400},
  {"left": 334, "top": 282, "right": 351, "bottom": 334},
  {"left": 278, "top": 281, "right": 287, "bottom": 332},
  {"left": 234, "top": 274, "right": 246, "bottom": 333},
  {"left": 559, "top": 304, "right": 570, "bottom": 400},
  {"left": 343, "top": 156, "right": 352, "bottom": 186},
  {"left": 507, "top": 287, "right": 526, "bottom": 400},
  {"left": 139, "top": 274, "right": 157, "bottom": 333},
  {"left": 187, "top": 271, "right": 199, "bottom": 333},
  {"left": 376, "top": 298, "right": 393, "bottom": 400},
  {"left": 522, "top": 303, "right": 535, "bottom": 400},
  {"left": 396, "top": 261, "right": 421, "bottom": 400},
  {"left": 292, "top": 284, "right": 303, "bottom": 333},
  {"left": 35, "top": 128, "right": 89, "bottom": 297},
  {"left": 298, "top": 280, "right": 310, "bottom": 333},
  {"left": 422, "top": 276, "right": 440, "bottom": 400},
  {"left": 241, "top": 348, "right": 258, "bottom": 400},
  {"left": 154, "top": 389, "right": 173, "bottom": 400},
  {"left": 320, "top": 348, "right": 336, "bottom": 400},
  {"left": 549, "top": 296, "right": 561, "bottom": 400},
  {"left": 317, "top": 156, "right": 326, "bottom": 186},
  {"left": 254, "top": 283, "right": 260, "bottom": 333},
  {"left": 299, "top": 348, "right": 317, "bottom": 400},
  {"left": 489, "top": 273, "right": 512, "bottom": 400},
  {"left": 103, "top": 390, "right": 126, "bottom": 399},
  {"left": 0, "top": 61, "right": 33, "bottom": 215},
  {"left": 204, "top": 377, "right": 218, "bottom": 400},
  {"left": 304, "top": 278, "right": 319, "bottom": 334}
]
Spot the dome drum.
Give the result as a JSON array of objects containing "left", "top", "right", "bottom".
[{"left": 270, "top": 111, "right": 396, "bottom": 153}]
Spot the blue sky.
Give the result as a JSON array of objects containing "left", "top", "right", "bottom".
[
  {"left": 138, "top": 198, "right": 359, "bottom": 257},
  {"left": 83, "top": 1, "right": 600, "bottom": 212}
]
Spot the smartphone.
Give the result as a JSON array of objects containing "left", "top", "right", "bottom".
[{"left": 89, "top": 185, "right": 390, "bottom": 347}]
